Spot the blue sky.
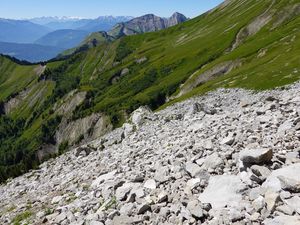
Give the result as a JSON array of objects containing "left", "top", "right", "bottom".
[{"left": 0, "top": 0, "right": 223, "bottom": 19}]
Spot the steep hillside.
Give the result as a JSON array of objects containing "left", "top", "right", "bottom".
[
  {"left": 0, "top": 56, "right": 38, "bottom": 100},
  {"left": 0, "top": 0, "right": 300, "bottom": 183}
]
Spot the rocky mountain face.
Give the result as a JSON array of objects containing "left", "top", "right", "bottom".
[
  {"left": 108, "top": 13, "right": 188, "bottom": 38},
  {"left": 1, "top": 81, "right": 300, "bottom": 224},
  {"left": 60, "top": 12, "right": 187, "bottom": 61},
  {"left": 167, "top": 12, "right": 188, "bottom": 27}
]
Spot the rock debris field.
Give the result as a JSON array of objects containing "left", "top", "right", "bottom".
[{"left": 1, "top": 82, "right": 300, "bottom": 225}]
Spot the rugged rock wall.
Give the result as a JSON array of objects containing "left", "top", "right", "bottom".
[
  {"left": 55, "top": 91, "right": 87, "bottom": 116},
  {"left": 108, "top": 13, "right": 187, "bottom": 38},
  {"left": 1, "top": 82, "right": 300, "bottom": 225},
  {"left": 56, "top": 113, "right": 112, "bottom": 146}
]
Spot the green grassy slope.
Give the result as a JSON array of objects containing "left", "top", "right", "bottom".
[
  {"left": 67, "top": 0, "right": 300, "bottom": 120},
  {"left": 0, "top": 57, "right": 37, "bottom": 101},
  {"left": 0, "top": 0, "right": 300, "bottom": 182}
]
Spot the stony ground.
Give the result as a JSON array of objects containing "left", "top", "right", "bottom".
[{"left": 1, "top": 82, "right": 300, "bottom": 225}]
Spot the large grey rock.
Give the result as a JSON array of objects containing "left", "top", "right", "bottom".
[
  {"left": 201, "top": 153, "right": 224, "bottom": 171},
  {"left": 144, "top": 179, "right": 156, "bottom": 190},
  {"left": 156, "top": 191, "right": 168, "bottom": 203},
  {"left": 91, "top": 170, "right": 117, "bottom": 188},
  {"left": 186, "top": 178, "right": 201, "bottom": 190},
  {"left": 277, "top": 205, "right": 294, "bottom": 216},
  {"left": 137, "top": 204, "right": 151, "bottom": 214},
  {"left": 252, "top": 196, "right": 265, "bottom": 211},
  {"left": 251, "top": 165, "right": 271, "bottom": 181},
  {"left": 130, "top": 106, "right": 152, "bottom": 127},
  {"left": 51, "top": 195, "right": 63, "bottom": 204},
  {"left": 198, "top": 175, "right": 246, "bottom": 209},
  {"left": 185, "top": 162, "right": 202, "bottom": 177},
  {"left": 123, "top": 123, "right": 135, "bottom": 137},
  {"left": 239, "top": 148, "right": 273, "bottom": 167},
  {"left": 154, "top": 166, "right": 169, "bottom": 183},
  {"left": 119, "top": 203, "right": 135, "bottom": 215},
  {"left": 284, "top": 196, "right": 300, "bottom": 214},
  {"left": 116, "top": 183, "right": 133, "bottom": 201},
  {"left": 187, "top": 200, "right": 204, "bottom": 219},
  {"left": 75, "top": 146, "right": 93, "bottom": 157},
  {"left": 228, "top": 207, "right": 245, "bottom": 223},
  {"left": 263, "top": 163, "right": 300, "bottom": 192},
  {"left": 55, "top": 212, "right": 67, "bottom": 223},
  {"left": 264, "top": 188, "right": 280, "bottom": 212},
  {"left": 220, "top": 135, "right": 235, "bottom": 145}
]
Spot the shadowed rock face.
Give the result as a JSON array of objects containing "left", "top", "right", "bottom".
[
  {"left": 108, "top": 12, "right": 188, "bottom": 38},
  {"left": 55, "top": 113, "right": 112, "bottom": 146}
]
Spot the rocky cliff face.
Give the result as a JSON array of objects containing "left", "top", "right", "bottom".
[
  {"left": 108, "top": 12, "right": 187, "bottom": 38},
  {"left": 167, "top": 12, "right": 188, "bottom": 27},
  {"left": 62, "top": 12, "right": 187, "bottom": 56},
  {"left": 56, "top": 113, "right": 112, "bottom": 146},
  {"left": 1, "top": 81, "right": 300, "bottom": 224}
]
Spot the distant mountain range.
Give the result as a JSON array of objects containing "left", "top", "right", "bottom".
[
  {"left": 28, "top": 16, "right": 86, "bottom": 25},
  {"left": 0, "top": 19, "right": 51, "bottom": 43},
  {"left": 64, "top": 13, "right": 188, "bottom": 57},
  {"left": 28, "top": 16, "right": 134, "bottom": 32},
  {"left": 0, "top": 16, "right": 133, "bottom": 62},
  {"left": 0, "top": 14, "right": 187, "bottom": 62}
]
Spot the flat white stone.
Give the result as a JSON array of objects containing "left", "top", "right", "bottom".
[
  {"left": 198, "top": 175, "right": 246, "bottom": 209},
  {"left": 91, "top": 170, "right": 117, "bottom": 188},
  {"left": 263, "top": 163, "right": 300, "bottom": 192},
  {"left": 144, "top": 179, "right": 156, "bottom": 190}
]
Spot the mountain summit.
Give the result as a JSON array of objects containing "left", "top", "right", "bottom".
[
  {"left": 62, "top": 12, "right": 188, "bottom": 57},
  {"left": 108, "top": 12, "right": 188, "bottom": 37},
  {"left": 167, "top": 12, "right": 188, "bottom": 26}
]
